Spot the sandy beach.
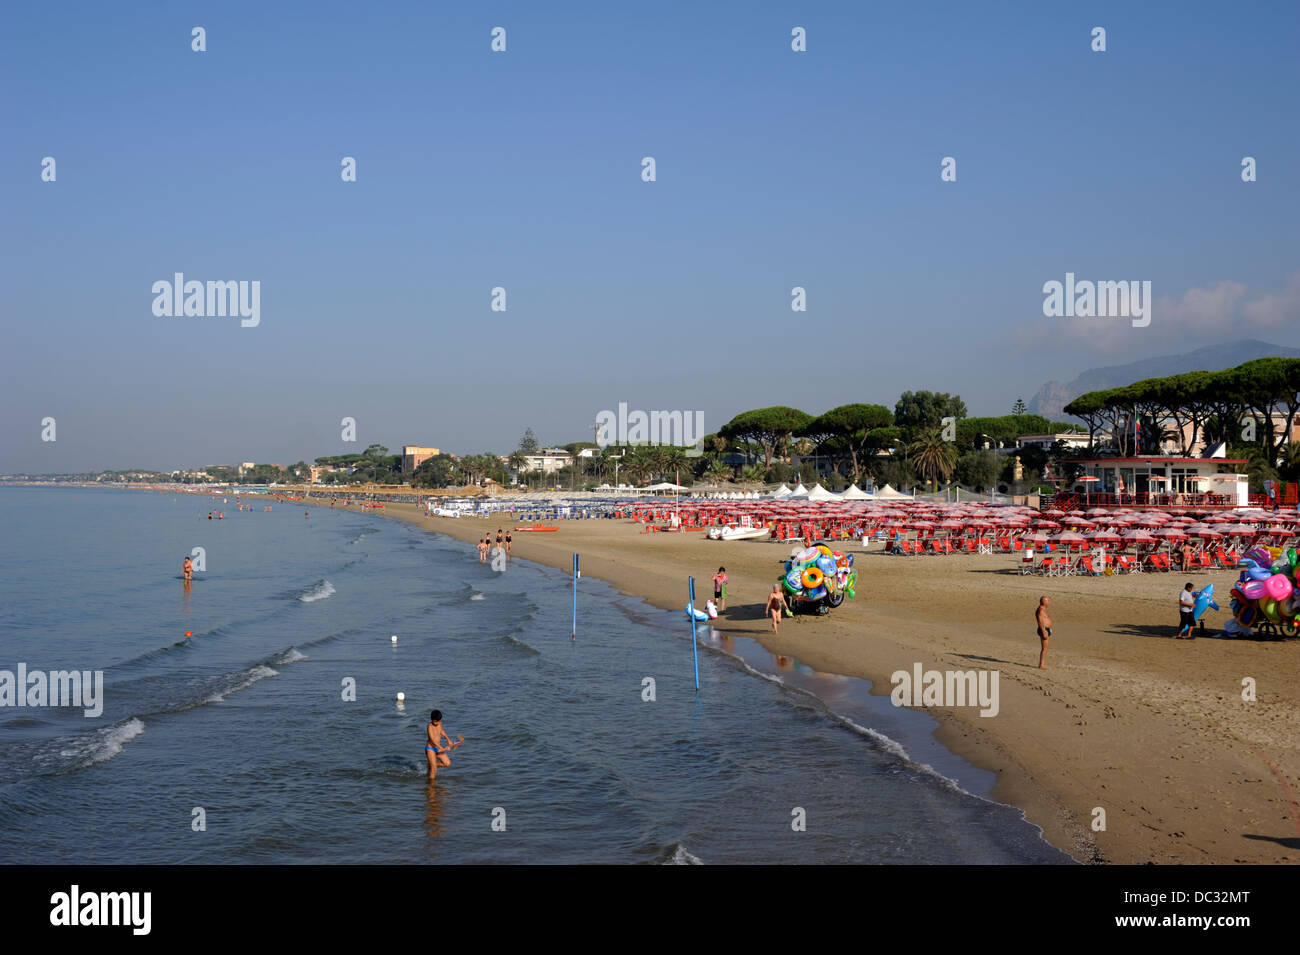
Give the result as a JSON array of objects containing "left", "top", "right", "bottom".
[{"left": 299, "top": 493, "right": 1299, "bottom": 864}]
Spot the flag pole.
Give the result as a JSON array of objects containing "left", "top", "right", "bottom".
[{"left": 688, "top": 575, "right": 700, "bottom": 692}]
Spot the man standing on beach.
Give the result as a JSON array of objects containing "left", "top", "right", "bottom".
[
  {"left": 1177, "top": 582, "right": 1196, "bottom": 638},
  {"left": 1035, "top": 596, "right": 1052, "bottom": 669}
]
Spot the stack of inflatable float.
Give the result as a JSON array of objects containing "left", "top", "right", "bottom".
[
  {"left": 1227, "top": 544, "right": 1299, "bottom": 636},
  {"left": 782, "top": 544, "right": 857, "bottom": 610}
]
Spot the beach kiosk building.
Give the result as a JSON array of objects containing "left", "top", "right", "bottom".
[{"left": 1057, "top": 455, "right": 1251, "bottom": 508}]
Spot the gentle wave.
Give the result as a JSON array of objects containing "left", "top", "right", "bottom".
[
  {"left": 56, "top": 717, "right": 145, "bottom": 769},
  {"left": 726, "top": 649, "right": 978, "bottom": 799},
  {"left": 204, "top": 664, "right": 278, "bottom": 703},
  {"left": 658, "top": 843, "right": 704, "bottom": 865},
  {"left": 297, "top": 579, "right": 335, "bottom": 603},
  {"left": 502, "top": 634, "right": 541, "bottom": 655}
]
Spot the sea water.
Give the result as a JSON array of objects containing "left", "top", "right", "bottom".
[{"left": 0, "top": 487, "right": 1070, "bottom": 864}]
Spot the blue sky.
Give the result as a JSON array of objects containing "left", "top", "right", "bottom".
[{"left": 3, "top": 0, "right": 1297, "bottom": 471}]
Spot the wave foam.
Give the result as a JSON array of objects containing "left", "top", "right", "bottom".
[
  {"left": 58, "top": 717, "right": 145, "bottom": 767},
  {"left": 298, "top": 579, "right": 335, "bottom": 603}
]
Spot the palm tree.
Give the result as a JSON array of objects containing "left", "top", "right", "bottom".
[
  {"left": 704, "top": 458, "right": 733, "bottom": 483},
  {"left": 908, "top": 428, "right": 958, "bottom": 488}
]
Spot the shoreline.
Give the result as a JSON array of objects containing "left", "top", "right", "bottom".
[{"left": 69, "top": 485, "right": 1300, "bottom": 864}]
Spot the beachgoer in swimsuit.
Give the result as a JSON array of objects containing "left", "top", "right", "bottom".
[
  {"left": 713, "top": 567, "right": 728, "bottom": 612},
  {"left": 765, "top": 585, "right": 790, "bottom": 634},
  {"left": 426, "top": 710, "right": 455, "bottom": 779},
  {"left": 477, "top": 539, "right": 488, "bottom": 563},
  {"left": 1035, "top": 596, "right": 1052, "bottom": 669},
  {"left": 496, "top": 529, "right": 504, "bottom": 549},
  {"left": 504, "top": 532, "right": 512, "bottom": 558},
  {"left": 182, "top": 556, "right": 193, "bottom": 582}
]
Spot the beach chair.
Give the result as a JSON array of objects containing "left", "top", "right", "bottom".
[{"left": 1037, "top": 557, "right": 1056, "bottom": 576}]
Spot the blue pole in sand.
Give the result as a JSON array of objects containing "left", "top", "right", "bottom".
[
  {"left": 688, "top": 576, "right": 700, "bottom": 691},
  {"left": 572, "top": 553, "right": 579, "bottom": 639}
]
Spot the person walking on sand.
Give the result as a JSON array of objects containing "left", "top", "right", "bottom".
[
  {"left": 1177, "top": 582, "right": 1196, "bottom": 639},
  {"left": 712, "top": 566, "right": 728, "bottom": 612},
  {"left": 766, "top": 585, "right": 791, "bottom": 634},
  {"left": 425, "top": 709, "right": 457, "bottom": 780},
  {"left": 1035, "top": 596, "right": 1052, "bottom": 669}
]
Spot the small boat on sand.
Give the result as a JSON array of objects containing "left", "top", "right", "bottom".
[{"left": 513, "top": 525, "right": 559, "bottom": 532}]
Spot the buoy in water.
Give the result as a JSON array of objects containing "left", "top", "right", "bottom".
[
  {"left": 391, "top": 635, "right": 398, "bottom": 644},
  {"left": 396, "top": 691, "right": 405, "bottom": 702}
]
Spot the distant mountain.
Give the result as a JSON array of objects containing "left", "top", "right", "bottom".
[{"left": 1027, "top": 339, "right": 1300, "bottom": 419}]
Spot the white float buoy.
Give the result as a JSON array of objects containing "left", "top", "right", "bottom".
[
  {"left": 396, "top": 691, "right": 405, "bottom": 701},
  {"left": 391, "top": 635, "right": 398, "bottom": 643}
]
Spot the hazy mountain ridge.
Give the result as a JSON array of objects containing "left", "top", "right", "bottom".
[{"left": 1028, "top": 339, "right": 1300, "bottom": 419}]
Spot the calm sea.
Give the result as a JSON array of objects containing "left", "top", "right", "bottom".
[{"left": 0, "top": 487, "right": 1070, "bottom": 864}]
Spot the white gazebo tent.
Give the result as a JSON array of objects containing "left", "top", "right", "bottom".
[
  {"left": 873, "top": 484, "right": 911, "bottom": 500},
  {"left": 789, "top": 483, "right": 810, "bottom": 498},
  {"left": 806, "top": 484, "right": 839, "bottom": 501},
  {"left": 841, "top": 484, "right": 869, "bottom": 499}
]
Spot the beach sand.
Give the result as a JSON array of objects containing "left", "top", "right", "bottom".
[{"left": 339, "top": 497, "right": 1298, "bottom": 864}]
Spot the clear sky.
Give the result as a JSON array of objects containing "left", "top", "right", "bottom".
[{"left": 3, "top": 0, "right": 1297, "bottom": 472}]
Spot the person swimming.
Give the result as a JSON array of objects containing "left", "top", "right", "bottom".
[{"left": 426, "top": 709, "right": 456, "bottom": 779}]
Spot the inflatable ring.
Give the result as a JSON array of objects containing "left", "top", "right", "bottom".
[
  {"left": 802, "top": 567, "right": 825, "bottom": 589},
  {"left": 817, "top": 545, "right": 833, "bottom": 557},
  {"left": 1261, "top": 597, "right": 1280, "bottom": 623},
  {"left": 1236, "top": 603, "right": 1258, "bottom": 626},
  {"left": 795, "top": 547, "right": 820, "bottom": 563},
  {"left": 785, "top": 569, "right": 803, "bottom": 592},
  {"left": 836, "top": 555, "right": 849, "bottom": 570}
]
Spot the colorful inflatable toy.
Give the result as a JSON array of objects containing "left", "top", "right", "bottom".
[
  {"left": 781, "top": 544, "right": 857, "bottom": 613},
  {"left": 1230, "top": 546, "right": 1299, "bottom": 636}
]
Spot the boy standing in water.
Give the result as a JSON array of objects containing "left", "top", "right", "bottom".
[
  {"left": 426, "top": 710, "right": 456, "bottom": 779},
  {"left": 712, "top": 566, "right": 728, "bottom": 612}
]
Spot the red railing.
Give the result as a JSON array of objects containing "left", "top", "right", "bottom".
[{"left": 1047, "top": 491, "right": 1236, "bottom": 510}]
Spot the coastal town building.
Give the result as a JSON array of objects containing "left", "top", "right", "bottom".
[
  {"left": 519, "top": 449, "right": 572, "bottom": 474},
  {"left": 1060, "top": 454, "right": 1252, "bottom": 507},
  {"left": 401, "top": 445, "right": 441, "bottom": 473},
  {"left": 1015, "top": 433, "right": 1093, "bottom": 452}
]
